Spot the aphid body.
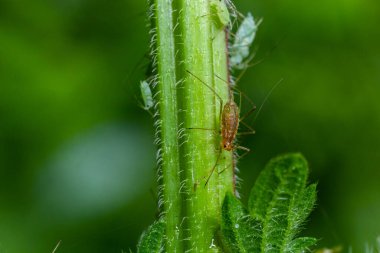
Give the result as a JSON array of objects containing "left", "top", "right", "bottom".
[
  {"left": 221, "top": 100, "right": 239, "bottom": 151},
  {"left": 229, "top": 12, "right": 261, "bottom": 70},
  {"left": 140, "top": 80, "right": 154, "bottom": 111}
]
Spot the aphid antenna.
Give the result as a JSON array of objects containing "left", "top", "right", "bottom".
[
  {"left": 214, "top": 73, "right": 251, "bottom": 102},
  {"left": 185, "top": 70, "right": 224, "bottom": 104},
  {"left": 252, "top": 78, "right": 284, "bottom": 123},
  {"left": 214, "top": 73, "right": 257, "bottom": 123}
]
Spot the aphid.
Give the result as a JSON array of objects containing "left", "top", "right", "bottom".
[
  {"left": 186, "top": 70, "right": 254, "bottom": 186},
  {"left": 210, "top": 0, "right": 230, "bottom": 29},
  {"left": 229, "top": 12, "right": 261, "bottom": 70},
  {"left": 220, "top": 98, "right": 239, "bottom": 152},
  {"left": 140, "top": 80, "right": 154, "bottom": 111}
]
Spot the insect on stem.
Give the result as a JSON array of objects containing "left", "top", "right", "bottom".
[{"left": 186, "top": 70, "right": 254, "bottom": 187}]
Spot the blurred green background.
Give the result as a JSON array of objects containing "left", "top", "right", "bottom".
[{"left": 0, "top": 0, "right": 379, "bottom": 252}]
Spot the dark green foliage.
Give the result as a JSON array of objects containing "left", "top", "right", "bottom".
[
  {"left": 221, "top": 192, "right": 262, "bottom": 253},
  {"left": 287, "top": 237, "right": 317, "bottom": 253},
  {"left": 249, "top": 153, "right": 317, "bottom": 252},
  {"left": 221, "top": 153, "right": 317, "bottom": 252},
  {"left": 137, "top": 219, "right": 165, "bottom": 253}
]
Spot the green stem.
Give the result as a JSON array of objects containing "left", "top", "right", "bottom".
[
  {"left": 179, "top": 0, "right": 232, "bottom": 252},
  {"left": 212, "top": 24, "right": 234, "bottom": 203},
  {"left": 152, "top": 0, "right": 233, "bottom": 251},
  {"left": 152, "top": 0, "right": 182, "bottom": 252}
]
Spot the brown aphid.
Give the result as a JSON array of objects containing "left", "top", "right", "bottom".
[
  {"left": 205, "top": 90, "right": 244, "bottom": 186},
  {"left": 221, "top": 100, "right": 239, "bottom": 151},
  {"left": 186, "top": 70, "right": 250, "bottom": 187}
]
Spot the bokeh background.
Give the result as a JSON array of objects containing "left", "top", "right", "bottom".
[{"left": 0, "top": 0, "right": 379, "bottom": 252}]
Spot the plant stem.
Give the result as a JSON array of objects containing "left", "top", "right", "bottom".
[
  {"left": 212, "top": 24, "right": 235, "bottom": 202},
  {"left": 179, "top": 0, "right": 232, "bottom": 251},
  {"left": 152, "top": 0, "right": 233, "bottom": 251},
  {"left": 152, "top": 0, "right": 182, "bottom": 252}
]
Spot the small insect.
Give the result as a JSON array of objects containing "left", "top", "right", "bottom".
[
  {"left": 220, "top": 98, "right": 239, "bottom": 152},
  {"left": 186, "top": 70, "right": 255, "bottom": 186},
  {"left": 139, "top": 80, "right": 154, "bottom": 111},
  {"left": 210, "top": 0, "right": 230, "bottom": 29},
  {"left": 229, "top": 12, "right": 262, "bottom": 70}
]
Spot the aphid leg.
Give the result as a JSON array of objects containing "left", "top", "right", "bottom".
[
  {"left": 216, "top": 154, "right": 233, "bottom": 175},
  {"left": 218, "top": 146, "right": 251, "bottom": 175},
  {"left": 235, "top": 145, "right": 251, "bottom": 158},
  {"left": 238, "top": 121, "right": 256, "bottom": 135},
  {"left": 204, "top": 149, "right": 223, "bottom": 187},
  {"left": 239, "top": 104, "right": 256, "bottom": 123}
]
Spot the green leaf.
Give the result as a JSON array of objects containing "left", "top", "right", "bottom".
[
  {"left": 292, "top": 184, "right": 317, "bottom": 231},
  {"left": 287, "top": 237, "right": 317, "bottom": 253},
  {"left": 137, "top": 218, "right": 165, "bottom": 253},
  {"left": 221, "top": 192, "right": 262, "bottom": 253},
  {"left": 248, "top": 153, "right": 317, "bottom": 252}
]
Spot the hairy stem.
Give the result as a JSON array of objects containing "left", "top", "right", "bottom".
[
  {"left": 180, "top": 0, "right": 218, "bottom": 250},
  {"left": 151, "top": 0, "right": 233, "bottom": 252},
  {"left": 212, "top": 25, "right": 234, "bottom": 202},
  {"left": 152, "top": 0, "right": 182, "bottom": 251},
  {"left": 179, "top": 0, "right": 232, "bottom": 251}
]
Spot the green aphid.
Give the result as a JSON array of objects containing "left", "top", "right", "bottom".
[
  {"left": 140, "top": 80, "right": 154, "bottom": 110},
  {"left": 230, "top": 12, "right": 260, "bottom": 69},
  {"left": 211, "top": 0, "right": 230, "bottom": 29}
]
